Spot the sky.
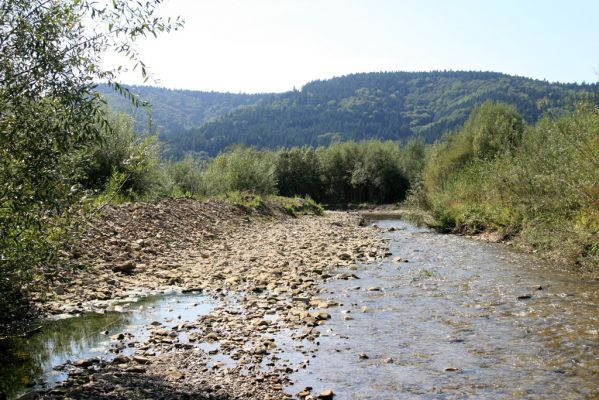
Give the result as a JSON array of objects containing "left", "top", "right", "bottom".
[{"left": 105, "top": 0, "right": 599, "bottom": 93}]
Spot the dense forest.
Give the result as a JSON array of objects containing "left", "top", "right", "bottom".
[
  {"left": 96, "top": 84, "right": 272, "bottom": 138},
  {"left": 101, "top": 71, "right": 599, "bottom": 157}
]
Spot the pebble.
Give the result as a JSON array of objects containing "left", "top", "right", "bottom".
[{"left": 34, "top": 200, "right": 389, "bottom": 400}]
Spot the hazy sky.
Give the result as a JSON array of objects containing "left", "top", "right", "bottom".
[{"left": 106, "top": 0, "right": 599, "bottom": 93}]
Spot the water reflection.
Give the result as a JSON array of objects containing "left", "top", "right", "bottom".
[{"left": 0, "top": 292, "right": 213, "bottom": 399}]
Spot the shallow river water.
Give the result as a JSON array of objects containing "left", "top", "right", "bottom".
[
  {"left": 283, "top": 219, "right": 599, "bottom": 399},
  {"left": 0, "top": 292, "right": 213, "bottom": 399}
]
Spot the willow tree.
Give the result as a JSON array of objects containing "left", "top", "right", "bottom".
[{"left": 0, "top": 0, "right": 182, "bottom": 323}]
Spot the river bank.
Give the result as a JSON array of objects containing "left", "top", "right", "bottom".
[
  {"left": 4, "top": 198, "right": 388, "bottom": 399},
  {"left": 4, "top": 199, "right": 598, "bottom": 399}
]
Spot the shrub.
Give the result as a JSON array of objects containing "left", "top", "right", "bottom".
[
  {"left": 202, "top": 146, "right": 277, "bottom": 195},
  {"left": 76, "top": 113, "right": 172, "bottom": 201},
  {"left": 167, "top": 154, "right": 207, "bottom": 197},
  {"left": 422, "top": 101, "right": 599, "bottom": 269}
]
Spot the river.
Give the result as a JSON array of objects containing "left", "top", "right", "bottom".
[{"left": 282, "top": 218, "right": 599, "bottom": 399}]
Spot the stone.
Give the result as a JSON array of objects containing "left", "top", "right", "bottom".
[
  {"left": 112, "top": 355, "right": 130, "bottom": 364},
  {"left": 15, "top": 391, "right": 37, "bottom": 400},
  {"left": 166, "top": 369, "right": 184, "bottom": 380},
  {"left": 112, "top": 260, "right": 136, "bottom": 274},
  {"left": 293, "top": 296, "right": 310, "bottom": 304},
  {"left": 311, "top": 311, "right": 331, "bottom": 320},
  {"left": 74, "top": 359, "right": 93, "bottom": 368},
  {"left": 125, "top": 366, "right": 146, "bottom": 373},
  {"left": 318, "top": 389, "right": 335, "bottom": 399},
  {"left": 133, "top": 356, "right": 151, "bottom": 365}
]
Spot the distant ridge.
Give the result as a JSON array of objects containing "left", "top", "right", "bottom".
[
  {"left": 96, "top": 84, "right": 273, "bottom": 136},
  {"left": 98, "top": 71, "right": 598, "bottom": 156}
]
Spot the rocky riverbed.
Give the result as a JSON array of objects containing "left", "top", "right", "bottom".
[{"left": 29, "top": 199, "right": 388, "bottom": 399}]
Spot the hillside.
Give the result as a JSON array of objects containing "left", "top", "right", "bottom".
[
  {"left": 100, "top": 71, "right": 598, "bottom": 156},
  {"left": 96, "top": 84, "right": 273, "bottom": 138}
]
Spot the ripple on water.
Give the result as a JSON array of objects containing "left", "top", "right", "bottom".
[{"left": 282, "top": 219, "right": 599, "bottom": 399}]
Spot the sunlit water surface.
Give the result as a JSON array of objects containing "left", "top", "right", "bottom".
[
  {"left": 281, "top": 219, "right": 599, "bottom": 399},
  {"left": 0, "top": 292, "right": 213, "bottom": 399}
]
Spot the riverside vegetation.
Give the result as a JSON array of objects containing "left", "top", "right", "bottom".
[
  {"left": 63, "top": 98, "right": 599, "bottom": 270},
  {"left": 127, "top": 100, "right": 597, "bottom": 271},
  {"left": 2, "top": 92, "right": 598, "bottom": 328}
]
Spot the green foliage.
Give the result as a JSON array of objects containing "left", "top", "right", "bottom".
[
  {"left": 277, "top": 196, "right": 325, "bottom": 217},
  {"left": 201, "top": 146, "right": 278, "bottom": 195},
  {"left": 316, "top": 141, "right": 410, "bottom": 205},
  {"left": 222, "top": 191, "right": 267, "bottom": 210},
  {"left": 469, "top": 101, "right": 525, "bottom": 159},
  {"left": 97, "top": 84, "right": 272, "bottom": 139},
  {"left": 275, "top": 147, "right": 323, "bottom": 198},
  {"left": 422, "top": 102, "right": 599, "bottom": 269},
  {"left": 274, "top": 141, "right": 417, "bottom": 205},
  {"left": 0, "top": 0, "right": 181, "bottom": 325},
  {"left": 75, "top": 112, "right": 172, "bottom": 201},
  {"left": 160, "top": 140, "right": 421, "bottom": 206},
  {"left": 424, "top": 101, "right": 525, "bottom": 193},
  {"left": 130, "top": 71, "right": 599, "bottom": 156},
  {"left": 166, "top": 154, "right": 207, "bottom": 197}
]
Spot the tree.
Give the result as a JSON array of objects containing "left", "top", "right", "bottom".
[
  {"left": 469, "top": 101, "right": 525, "bottom": 159},
  {"left": 0, "top": 0, "right": 182, "bottom": 324}
]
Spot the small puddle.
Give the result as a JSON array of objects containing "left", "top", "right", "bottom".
[{"left": 0, "top": 291, "right": 214, "bottom": 399}]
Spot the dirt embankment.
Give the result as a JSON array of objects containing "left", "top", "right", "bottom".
[{"left": 36, "top": 198, "right": 388, "bottom": 399}]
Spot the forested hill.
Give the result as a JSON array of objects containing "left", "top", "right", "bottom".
[
  {"left": 100, "top": 71, "right": 598, "bottom": 156},
  {"left": 96, "top": 84, "right": 273, "bottom": 137}
]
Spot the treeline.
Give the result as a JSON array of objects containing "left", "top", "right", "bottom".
[
  {"left": 419, "top": 101, "right": 598, "bottom": 270},
  {"left": 161, "top": 71, "right": 598, "bottom": 156},
  {"left": 82, "top": 121, "right": 424, "bottom": 206}
]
